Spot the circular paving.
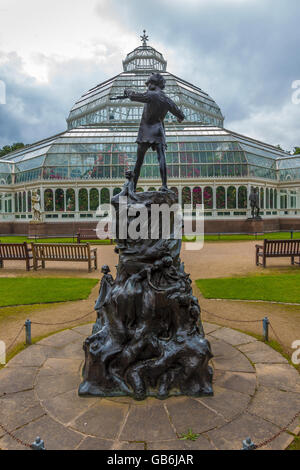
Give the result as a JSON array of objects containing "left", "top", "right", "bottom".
[{"left": 0, "top": 322, "right": 299, "bottom": 450}]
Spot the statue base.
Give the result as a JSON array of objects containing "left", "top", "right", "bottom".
[
  {"left": 28, "top": 222, "right": 47, "bottom": 238},
  {"left": 245, "top": 218, "right": 264, "bottom": 234},
  {"left": 79, "top": 176, "right": 213, "bottom": 400}
]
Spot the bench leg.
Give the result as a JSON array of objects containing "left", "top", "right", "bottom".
[
  {"left": 0, "top": 260, "right": 3, "bottom": 269},
  {"left": 263, "top": 255, "right": 266, "bottom": 268}
]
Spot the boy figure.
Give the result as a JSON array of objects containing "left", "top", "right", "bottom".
[{"left": 124, "top": 73, "right": 184, "bottom": 191}]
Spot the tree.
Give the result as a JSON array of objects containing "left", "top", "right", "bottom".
[
  {"left": 294, "top": 147, "right": 300, "bottom": 155},
  {"left": 0, "top": 143, "right": 26, "bottom": 158}
]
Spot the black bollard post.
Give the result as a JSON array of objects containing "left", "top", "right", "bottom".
[
  {"left": 25, "top": 319, "right": 32, "bottom": 345},
  {"left": 263, "top": 317, "right": 269, "bottom": 342},
  {"left": 241, "top": 437, "right": 256, "bottom": 450},
  {"left": 31, "top": 437, "right": 45, "bottom": 450}
]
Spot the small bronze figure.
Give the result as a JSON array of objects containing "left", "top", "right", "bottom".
[
  {"left": 249, "top": 187, "right": 261, "bottom": 219},
  {"left": 124, "top": 73, "right": 185, "bottom": 191}
]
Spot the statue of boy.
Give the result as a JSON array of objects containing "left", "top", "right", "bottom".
[
  {"left": 249, "top": 187, "right": 260, "bottom": 219},
  {"left": 124, "top": 73, "right": 185, "bottom": 191}
]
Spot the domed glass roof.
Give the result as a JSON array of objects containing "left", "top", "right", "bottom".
[
  {"left": 1, "top": 124, "right": 290, "bottom": 184},
  {"left": 67, "top": 33, "right": 224, "bottom": 129}
]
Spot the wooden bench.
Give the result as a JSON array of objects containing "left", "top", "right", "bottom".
[
  {"left": 32, "top": 243, "right": 98, "bottom": 272},
  {"left": 0, "top": 242, "right": 33, "bottom": 271},
  {"left": 256, "top": 239, "right": 300, "bottom": 267},
  {"left": 77, "top": 228, "right": 113, "bottom": 244}
]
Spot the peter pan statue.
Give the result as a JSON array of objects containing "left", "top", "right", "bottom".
[{"left": 111, "top": 73, "right": 185, "bottom": 191}]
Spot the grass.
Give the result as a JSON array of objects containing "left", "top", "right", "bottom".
[
  {"left": 0, "top": 236, "right": 112, "bottom": 245},
  {"left": 183, "top": 232, "right": 300, "bottom": 242},
  {"left": 196, "top": 274, "right": 300, "bottom": 304},
  {"left": 0, "top": 233, "right": 299, "bottom": 245},
  {"left": 179, "top": 429, "right": 200, "bottom": 441},
  {"left": 0, "top": 278, "right": 98, "bottom": 307}
]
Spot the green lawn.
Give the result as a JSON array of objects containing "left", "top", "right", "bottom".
[
  {"left": 184, "top": 232, "right": 300, "bottom": 242},
  {"left": 0, "top": 236, "right": 112, "bottom": 245},
  {"left": 0, "top": 278, "right": 99, "bottom": 307},
  {"left": 0, "top": 233, "right": 299, "bottom": 244},
  {"left": 196, "top": 274, "right": 300, "bottom": 303}
]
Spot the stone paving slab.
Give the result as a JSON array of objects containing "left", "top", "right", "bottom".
[
  {"left": 147, "top": 436, "right": 217, "bottom": 450},
  {"left": 0, "top": 415, "right": 83, "bottom": 450},
  {"left": 197, "top": 386, "right": 251, "bottom": 420},
  {"left": 202, "top": 322, "right": 222, "bottom": 335},
  {"left": 255, "top": 363, "right": 300, "bottom": 393},
  {"left": 72, "top": 399, "right": 129, "bottom": 440},
  {"left": 214, "top": 370, "right": 257, "bottom": 396},
  {"left": 71, "top": 324, "right": 93, "bottom": 337},
  {"left": 165, "top": 397, "right": 226, "bottom": 434},
  {"left": 120, "top": 404, "right": 175, "bottom": 442},
  {"left": 0, "top": 367, "right": 38, "bottom": 397},
  {"left": 209, "top": 327, "right": 258, "bottom": 346},
  {"left": 247, "top": 386, "right": 300, "bottom": 430},
  {"left": 207, "top": 412, "right": 293, "bottom": 451},
  {"left": 238, "top": 341, "right": 289, "bottom": 364},
  {"left": 41, "top": 389, "right": 99, "bottom": 425},
  {"left": 0, "top": 390, "right": 45, "bottom": 434},
  {"left": 37, "top": 329, "right": 82, "bottom": 348},
  {"left": 0, "top": 324, "right": 299, "bottom": 450}
]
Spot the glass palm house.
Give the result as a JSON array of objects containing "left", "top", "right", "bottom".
[{"left": 1, "top": 32, "right": 299, "bottom": 235}]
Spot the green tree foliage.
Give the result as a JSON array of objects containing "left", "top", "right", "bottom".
[
  {"left": 0, "top": 143, "right": 26, "bottom": 158},
  {"left": 294, "top": 147, "right": 300, "bottom": 155}
]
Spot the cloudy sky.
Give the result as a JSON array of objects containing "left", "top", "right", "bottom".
[{"left": 0, "top": 0, "right": 299, "bottom": 151}]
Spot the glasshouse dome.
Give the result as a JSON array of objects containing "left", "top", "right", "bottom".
[{"left": 1, "top": 33, "right": 299, "bottom": 235}]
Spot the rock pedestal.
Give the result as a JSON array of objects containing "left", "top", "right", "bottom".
[{"left": 79, "top": 174, "right": 213, "bottom": 400}]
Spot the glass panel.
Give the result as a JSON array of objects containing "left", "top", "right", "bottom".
[
  {"left": 44, "top": 189, "right": 53, "bottom": 212},
  {"left": 66, "top": 189, "right": 75, "bottom": 211},
  {"left": 90, "top": 188, "right": 99, "bottom": 211},
  {"left": 204, "top": 187, "right": 213, "bottom": 209},
  {"left": 216, "top": 187, "right": 225, "bottom": 209},
  {"left": 238, "top": 186, "right": 247, "bottom": 209},
  {"left": 79, "top": 188, "right": 88, "bottom": 211},
  {"left": 55, "top": 189, "right": 64, "bottom": 212},
  {"left": 227, "top": 186, "right": 236, "bottom": 209}
]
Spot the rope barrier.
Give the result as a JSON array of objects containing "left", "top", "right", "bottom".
[
  {"left": 31, "top": 309, "right": 95, "bottom": 326},
  {"left": 6, "top": 325, "right": 25, "bottom": 352},
  {"left": 243, "top": 410, "right": 300, "bottom": 450},
  {"left": 201, "top": 307, "right": 262, "bottom": 324},
  {"left": 0, "top": 422, "right": 32, "bottom": 449}
]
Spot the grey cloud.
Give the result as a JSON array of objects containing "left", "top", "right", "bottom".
[{"left": 0, "top": 51, "right": 108, "bottom": 147}]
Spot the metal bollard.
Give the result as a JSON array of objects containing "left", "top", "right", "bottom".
[
  {"left": 31, "top": 436, "right": 45, "bottom": 450},
  {"left": 241, "top": 437, "right": 256, "bottom": 450},
  {"left": 25, "top": 319, "right": 32, "bottom": 345},
  {"left": 263, "top": 316, "right": 269, "bottom": 342}
]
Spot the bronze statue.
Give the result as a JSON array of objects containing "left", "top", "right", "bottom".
[
  {"left": 111, "top": 73, "right": 185, "bottom": 191},
  {"left": 249, "top": 187, "right": 261, "bottom": 219},
  {"left": 79, "top": 172, "right": 213, "bottom": 400}
]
